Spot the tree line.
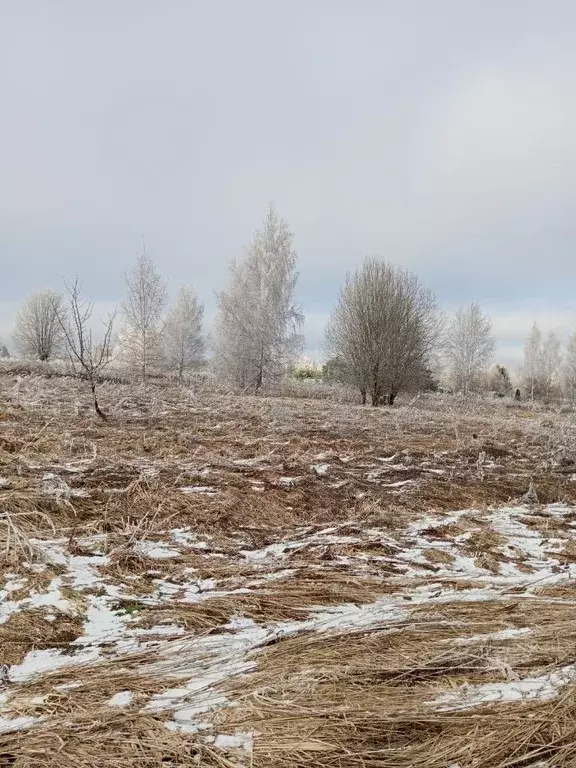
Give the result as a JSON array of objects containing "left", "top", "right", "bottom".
[{"left": 1, "top": 204, "right": 573, "bottom": 409}]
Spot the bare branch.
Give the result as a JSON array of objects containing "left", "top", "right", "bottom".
[
  {"left": 13, "top": 289, "right": 65, "bottom": 362},
  {"left": 57, "top": 278, "right": 116, "bottom": 419}
]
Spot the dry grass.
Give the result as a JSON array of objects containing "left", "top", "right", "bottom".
[{"left": 1, "top": 373, "right": 576, "bottom": 766}]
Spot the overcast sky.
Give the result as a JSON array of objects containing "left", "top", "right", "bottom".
[{"left": 2, "top": 1, "right": 576, "bottom": 367}]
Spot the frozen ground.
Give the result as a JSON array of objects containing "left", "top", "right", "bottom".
[{"left": 1, "top": 372, "right": 576, "bottom": 766}]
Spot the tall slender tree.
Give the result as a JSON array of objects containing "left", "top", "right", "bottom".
[
  {"left": 215, "top": 204, "right": 304, "bottom": 391},
  {"left": 122, "top": 247, "right": 167, "bottom": 382},
  {"left": 444, "top": 302, "right": 495, "bottom": 395},
  {"left": 523, "top": 324, "right": 543, "bottom": 399},
  {"left": 163, "top": 286, "right": 205, "bottom": 380},
  {"left": 541, "top": 331, "right": 562, "bottom": 399},
  {"left": 562, "top": 332, "right": 576, "bottom": 403}
]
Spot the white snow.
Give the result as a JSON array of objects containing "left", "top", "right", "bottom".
[
  {"left": 9, "top": 648, "right": 100, "bottom": 682},
  {"left": 214, "top": 731, "right": 254, "bottom": 753},
  {"left": 433, "top": 664, "right": 576, "bottom": 710},
  {"left": 107, "top": 690, "right": 133, "bottom": 707},
  {"left": 180, "top": 486, "right": 217, "bottom": 494},
  {"left": 0, "top": 715, "right": 40, "bottom": 733},
  {"left": 75, "top": 596, "right": 128, "bottom": 644},
  {"left": 135, "top": 541, "right": 181, "bottom": 559},
  {"left": 455, "top": 628, "right": 532, "bottom": 645}
]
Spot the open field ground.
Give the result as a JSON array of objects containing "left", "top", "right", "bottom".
[{"left": 2, "top": 373, "right": 576, "bottom": 766}]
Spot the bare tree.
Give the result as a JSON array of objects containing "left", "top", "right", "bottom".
[
  {"left": 122, "top": 248, "right": 167, "bottom": 382},
  {"left": 163, "top": 286, "right": 205, "bottom": 380},
  {"left": 13, "top": 289, "right": 65, "bottom": 361},
  {"left": 445, "top": 302, "right": 495, "bottom": 395},
  {"left": 523, "top": 323, "right": 543, "bottom": 400},
  {"left": 323, "top": 258, "right": 442, "bottom": 406},
  {"left": 541, "top": 331, "right": 562, "bottom": 399},
  {"left": 562, "top": 332, "right": 576, "bottom": 403},
  {"left": 58, "top": 279, "right": 116, "bottom": 419},
  {"left": 214, "top": 204, "right": 304, "bottom": 391}
]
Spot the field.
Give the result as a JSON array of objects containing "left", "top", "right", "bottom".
[{"left": 2, "top": 372, "right": 576, "bottom": 767}]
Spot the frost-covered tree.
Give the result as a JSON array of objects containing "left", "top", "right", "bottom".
[
  {"left": 562, "top": 332, "right": 576, "bottom": 403},
  {"left": 323, "top": 258, "right": 442, "bottom": 406},
  {"left": 214, "top": 204, "right": 304, "bottom": 391},
  {"left": 445, "top": 302, "right": 495, "bottom": 395},
  {"left": 488, "top": 365, "right": 512, "bottom": 396},
  {"left": 163, "top": 286, "right": 205, "bottom": 380},
  {"left": 541, "top": 331, "right": 562, "bottom": 398},
  {"left": 13, "top": 289, "right": 65, "bottom": 361},
  {"left": 523, "top": 323, "right": 543, "bottom": 399},
  {"left": 122, "top": 248, "right": 167, "bottom": 382}
]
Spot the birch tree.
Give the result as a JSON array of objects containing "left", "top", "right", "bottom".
[
  {"left": 444, "top": 302, "right": 495, "bottom": 395},
  {"left": 523, "top": 324, "right": 543, "bottom": 399},
  {"left": 13, "top": 289, "right": 65, "bottom": 361},
  {"left": 541, "top": 331, "right": 562, "bottom": 398},
  {"left": 122, "top": 249, "right": 167, "bottom": 382},
  {"left": 562, "top": 332, "right": 576, "bottom": 403},
  {"left": 214, "top": 204, "right": 304, "bottom": 391},
  {"left": 163, "top": 286, "right": 205, "bottom": 380},
  {"left": 323, "top": 258, "right": 442, "bottom": 406}
]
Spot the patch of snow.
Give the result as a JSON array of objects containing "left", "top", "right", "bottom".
[
  {"left": 3, "top": 579, "right": 27, "bottom": 593},
  {"left": 433, "top": 664, "right": 576, "bottom": 710},
  {"left": 180, "top": 486, "right": 217, "bottom": 494},
  {"left": 225, "top": 616, "right": 258, "bottom": 630},
  {"left": 456, "top": 628, "right": 532, "bottom": 645},
  {"left": 1, "top": 577, "right": 74, "bottom": 625},
  {"left": 75, "top": 595, "right": 128, "bottom": 644},
  {"left": 128, "top": 624, "right": 185, "bottom": 638},
  {"left": 107, "top": 690, "right": 133, "bottom": 707},
  {"left": 135, "top": 541, "right": 181, "bottom": 559},
  {"left": 165, "top": 719, "right": 212, "bottom": 734},
  {"left": 0, "top": 715, "right": 40, "bottom": 733},
  {"left": 312, "top": 463, "right": 330, "bottom": 476},
  {"left": 277, "top": 476, "right": 303, "bottom": 487},
  {"left": 9, "top": 648, "right": 100, "bottom": 682},
  {"left": 170, "top": 529, "right": 208, "bottom": 548},
  {"left": 242, "top": 541, "right": 298, "bottom": 561},
  {"left": 66, "top": 555, "right": 107, "bottom": 588},
  {"left": 214, "top": 731, "right": 254, "bottom": 753}
]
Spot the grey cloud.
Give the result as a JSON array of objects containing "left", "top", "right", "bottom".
[{"left": 1, "top": 1, "right": 575, "bottom": 366}]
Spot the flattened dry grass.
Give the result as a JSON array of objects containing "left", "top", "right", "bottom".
[
  {"left": 2, "top": 374, "right": 576, "bottom": 766},
  {"left": 0, "top": 608, "right": 84, "bottom": 665},
  {"left": 0, "top": 712, "right": 222, "bottom": 768}
]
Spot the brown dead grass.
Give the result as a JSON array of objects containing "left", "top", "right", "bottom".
[
  {"left": 1, "top": 374, "right": 576, "bottom": 766},
  {"left": 0, "top": 608, "right": 84, "bottom": 665}
]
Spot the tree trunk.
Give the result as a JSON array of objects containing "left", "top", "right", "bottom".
[
  {"left": 388, "top": 393, "right": 396, "bottom": 406},
  {"left": 255, "top": 340, "right": 264, "bottom": 393},
  {"left": 91, "top": 379, "right": 107, "bottom": 420},
  {"left": 360, "top": 389, "right": 367, "bottom": 405}
]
